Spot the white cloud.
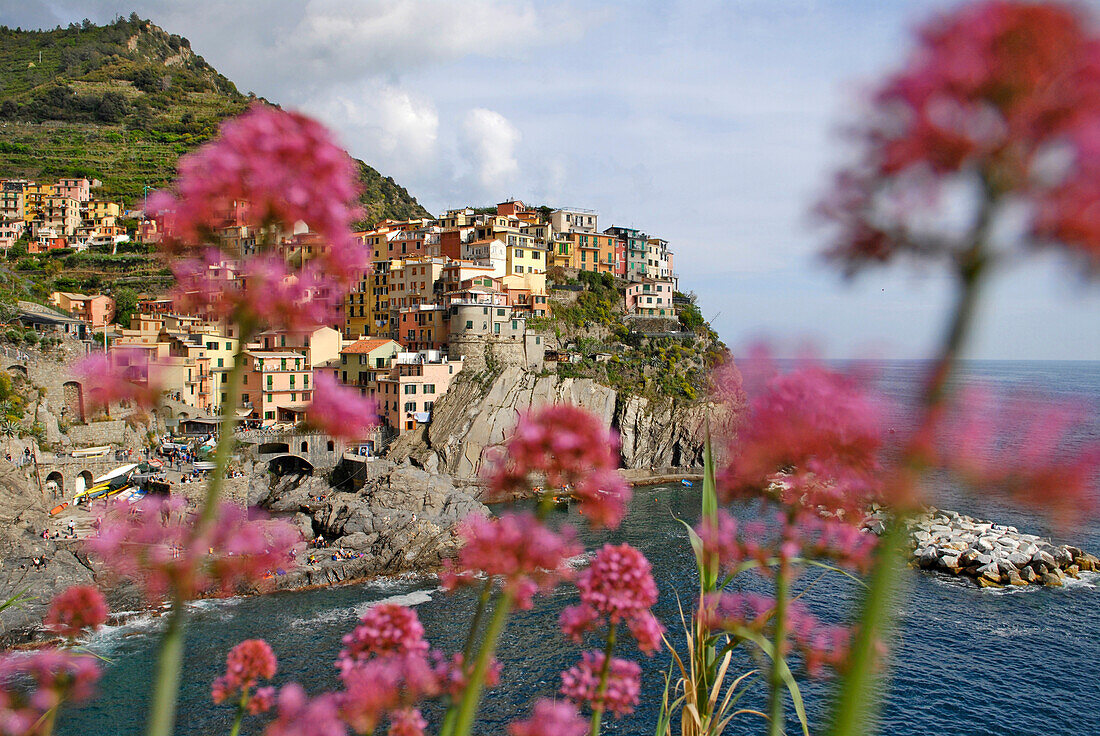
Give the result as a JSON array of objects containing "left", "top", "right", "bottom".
[{"left": 461, "top": 109, "right": 521, "bottom": 191}]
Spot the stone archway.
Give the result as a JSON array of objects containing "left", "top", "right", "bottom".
[
  {"left": 62, "top": 381, "right": 85, "bottom": 424},
  {"left": 75, "top": 470, "right": 94, "bottom": 496},
  {"left": 45, "top": 471, "right": 64, "bottom": 498},
  {"left": 6, "top": 365, "right": 27, "bottom": 378}
]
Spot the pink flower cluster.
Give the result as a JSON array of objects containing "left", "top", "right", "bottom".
[
  {"left": 337, "top": 604, "right": 428, "bottom": 674},
  {"left": 507, "top": 699, "right": 588, "bottom": 736},
  {"left": 148, "top": 105, "right": 369, "bottom": 330},
  {"left": 559, "top": 651, "right": 641, "bottom": 718},
  {"left": 0, "top": 650, "right": 100, "bottom": 732},
  {"left": 86, "top": 498, "right": 301, "bottom": 601},
  {"left": 72, "top": 349, "right": 166, "bottom": 412},
  {"left": 264, "top": 684, "right": 346, "bottom": 736},
  {"left": 211, "top": 639, "right": 278, "bottom": 714},
  {"left": 485, "top": 404, "right": 632, "bottom": 527},
  {"left": 820, "top": 1, "right": 1100, "bottom": 270},
  {"left": 560, "top": 544, "right": 664, "bottom": 654},
  {"left": 720, "top": 355, "right": 887, "bottom": 516},
  {"left": 306, "top": 373, "right": 379, "bottom": 442},
  {"left": 43, "top": 585, "right": 109, "bottom": 640},
  {"left": 441, "top": 512, "right": 582, "bottom": 609},
  {"left": 702, "top": 593, "right": 851, "bottom": 678},
  {"left": 794, "top": 514, "right": 879, "bottom": 573}
]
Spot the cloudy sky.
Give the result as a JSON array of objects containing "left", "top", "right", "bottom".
[{"left": 6, "top": 0, "right": 1100, "bottom": 360}]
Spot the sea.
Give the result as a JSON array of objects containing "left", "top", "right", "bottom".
[{"left": 60, "top": 360, "right": 1100, "bottom": 736}]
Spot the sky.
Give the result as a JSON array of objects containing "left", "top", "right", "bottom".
[{"left": 4, "top": 0, "right": 1100, "bottom": 360}]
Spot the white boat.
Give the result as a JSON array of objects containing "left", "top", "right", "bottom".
[{"left": 71, "top": 445, "right": 111, "bottom": 458}]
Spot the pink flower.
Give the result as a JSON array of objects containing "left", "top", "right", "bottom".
[
  {"left": 43, "top": 585, "right": 108, "bottom": 639},
  {"left": 0, "top": 649, "right": 100, "bottom": 728},
  {"left": 695, "top": 510, "right": 743, "bottom": 571},
  {"left": 86, "top": 498, "right": 300, "bottom": 602},
  {"left": 149, "top": 105, "right": 370, "bottom": 331},
  {"left": 627, "top": 612, "right": 665, "bottom": 655},
  {"left": 507, "top": 699, "right": 588, "bottom": 736},
  {"left": 337, "top": 653, "right": 439, "bottom": 733},
  {"left": 337, "top": 605, "right": 428, "bottom": 674},
  {"left": 720, "top": 355, "right": 888, "bottom": 515},
  {"left": 430, "top": 651, "right": 500, "bottom": 698},
  {"left": 700, "top": 592, "right": 775, "bottom": 633},
  {"left": 485, "top": 404, "right": 631, "bottom": 527},
  {"left": 559, "top": 651, "right": 641, "bottom": 718},
  {"left": 387, "top": 707, "right": 426, "bottom": 736},
  {"left": 264, "top": 684, "right": 346, "bottom": 736},
  {"left": 559, "top": 604, "right": 599, "bottom": 644},
  {"left": 250, "top": 686, "right": 276, "bottom": 715},
  {"left": 442, "top": 512, "right": 581, "bottom": 609},
  {"left": 795, "top": 514, "right": 878, "bottom": 573},
  {"left": 307, "top": 373, "right": 378, "bottom": 442},
  {"left": 212, "top": 639, "right": 278, "bottom": 706},
  {"left": 819, "top": 1, "right": 1100, "bottom": 270},
  {"left": 73, "top": 349, "right": 165, "bottom": 411}
]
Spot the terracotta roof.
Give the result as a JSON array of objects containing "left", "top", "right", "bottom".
[{"left": 342, "top": 338, "right": 399, "bottom": 354}]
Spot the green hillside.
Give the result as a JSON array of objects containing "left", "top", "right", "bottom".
[{"left": 0, "top": 15, "right": 430, "bottom": 224}]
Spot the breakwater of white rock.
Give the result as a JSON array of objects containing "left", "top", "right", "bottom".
[{"left": 863, "top": 508, "right": 1099, "bottom": 587}]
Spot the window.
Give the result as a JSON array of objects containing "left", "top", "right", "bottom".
[
  {"left": 266, "top": 375, "right": 273, "bottom": 387},
  {"left": 304, "top": 374, "right": 309, "bottom": 388},
  {"left": 221, "top": 392, "right": 228, "bottom": 403},
  {"left": 327, "top": 440, "right": 335, "bottom": 451},
  {"left": 265, "top": 411, "right": 275, "bottom": 420},
  {"left": 290, "top": 375, "right": 296, "bottom": 388},
  {"left": 424, "top": 384, "right": 435, "bottom": 394},
  {"left": 280, "top": 358, "right": 287, "bottom": 370},
  {"left": 404, "top": 401, "right": 416, "bottom": 412},
  {"left": 404, "top": 384, "right": 416, "bottom": 395},
  {"left": 266, "top": 394, "right": 273, "bottom": 402},
  {"left": 465, "top": 320, "right": 473, "bottom": 329},
  {"left": 512, "top": 320, "right": 518, "bottom": 329},
  {"left": 424, "top": 401, "right": 434, "bottom": 412},
  {"left": 514, "top": 265, "right": 522, "bottom": 274},
  {"left": 515, "top": 249, "right": 523, "bottom": 258},
  {"left": 497, "top": 309, "right": 506, "bottom": 316},
  {"left": 535, "top": 336, "right": 541, "bottom": 344},
  {"left": 242, "top": 393, "right": 249, "bottom": 403}
]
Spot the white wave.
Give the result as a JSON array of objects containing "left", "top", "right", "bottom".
[{"left": 288, "top": 587, "right": 438, "bottom": 629}]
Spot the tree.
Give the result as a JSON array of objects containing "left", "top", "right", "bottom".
[
  {"left": 96, "top": 92, "right": 128, "bottom": 123},
  {"left": 112, "top": 287, "right": 138, "bottom": 327}
]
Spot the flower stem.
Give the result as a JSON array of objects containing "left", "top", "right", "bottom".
[
  {"left": 198, "top": 328, "right": 251, "bottom": 528},
  {"left": 767, "top": 559, "right": 789, "bottom": 736},
  {"left": 828, "top": 198, "right": 990, "bottom": 736},
  {"left": 146, "top": 596, "right": 186, "bottom": 736},
  {"left": 589, "top": 620, "right": 618, "bottom": 736},
  {"left": 228, "top": 691, "right": 248, "bottom": 736},
  {"left": 450, "top": 589, "right": 515, "bottom": 736}
]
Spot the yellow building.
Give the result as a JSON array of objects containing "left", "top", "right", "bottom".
[{"left": 506, "top": 242, "right": 546, "bottom": 276}]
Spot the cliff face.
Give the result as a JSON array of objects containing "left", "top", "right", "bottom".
[{"left": 388, "top": 366, "right": 710, "bottom": 482}]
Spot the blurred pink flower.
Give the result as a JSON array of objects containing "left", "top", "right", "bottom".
[
  {"left": 250, "top": 686, "right": 276, "bottom": 715},
  {"left": 559, "top": 651, "right": 641, "bottom": 718},
  {"left": 86, "top": 498, "right": 300, "bottom": 601},
  {"left": 337, "top": 653, "right": 439, "bottom": 734},
  {"left": 700, "top": 592, "right": 775, "bottom": 634},
  {"left": 337, "top": 604, "right": 428, "bottom": 674},
  {"left": 0, "top": 649, "right": 100, "bottom": 728},
  {"left": 485, "top": 404, "right": 631, "bottom": 526},
  {"left": 441, "top": 512, "right": 581, "bottom": 609},
  {"left": 695, "top": 509, "right": 743, "bottom": 572},
  {"left": 794, "top": 514, "right": 879, "bottom": 573},
  {"left": 73, "top": 349, "right": 165, "bottom": 411},
  {"left": 212, "top": 639, "right": 278, "bottom": 707},
  {"left": 819, "top": 1, "right": 1100, "bottom": 270},
  {"left": 264, "top": 683, "right": 346, "bottom": 736},
  {"left": 720, "top": 356, "right": 888, "bottom": 515},
  {"left": 43, "top": 585, "right": 108, "bottom": 639},
  {"left": 307, "top": 373, "right": 378, "bottom": 442},
  {"left": 507, "top": 699, "right": 588, "bottom": 736},
  {"left": 559, "top": 604, "right": 599, "bottom": 644},
  {"left": 627, "top": 612, "right": 665, "bottom": 656},
  {"left": 430, "top": 651, "right": 500, "bottom": 699},
  {"left": 387, "top": 707, "right": 426, "bottom": 736}
]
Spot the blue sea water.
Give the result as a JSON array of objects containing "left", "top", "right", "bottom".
[{"left": 60, "top": 361, "right": 1100, "bottom": 735}]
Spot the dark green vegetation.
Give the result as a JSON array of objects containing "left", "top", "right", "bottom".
[
  {"left": 0, "top": 16, "right": 430, "bottom": 222},
  {"left": 538, "top": 269, "right": 728, "bottom": 402}
]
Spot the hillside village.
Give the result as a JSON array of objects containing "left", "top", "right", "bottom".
[{"left": 0, "top": 179, "right": 714, "bottom": 457}]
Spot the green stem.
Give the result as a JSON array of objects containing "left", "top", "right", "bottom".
[
  {"left": 451, "top": 589, "right": 515, "bottom": 736},
  {"left": 198, "top": 329, "right": 251, "bottom": 528},
  {"left": 228, "top": 694, "right": 247, "bottom": 736},
  {"left": 767, "top": 559, "right": 789, "bottom": 736},
  {"left": 828, "top": 185, "right": 992, "bottom": 736},
  {"left": 461, "top": 578, "right": 494, "bottom": 660},
  {"left": 146, "top": 596, "right": 186, "bottom": 736},
  {"left": 589, "top": 621, "right": 618, "bottom": 736}
]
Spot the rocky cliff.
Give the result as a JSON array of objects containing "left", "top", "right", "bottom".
[{"left": 388, "top": 366, "right": 712, "bottom": 482}]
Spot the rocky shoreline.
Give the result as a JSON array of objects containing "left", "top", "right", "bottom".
[{"left": 865, "top": 507, "right": 1098, "bottom": 588}]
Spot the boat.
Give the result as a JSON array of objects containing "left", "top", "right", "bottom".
[
  {"left": 49, "top": 501, "right": 69, "bottom": 516},
  {"left": 71, "top": 463, "right": 140, "bottom": 506},
  {"left": 71, "top": 445, "right": 111, "bottom": 458},
  {"left": 681, "top": 479, "right": 693, "bottom": 487},
  {"left": 193, "top": 461, "right": 217, "bottom": 472}
]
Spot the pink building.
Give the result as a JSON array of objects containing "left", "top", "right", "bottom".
[
  {"left": 372, "top": 351, "right": 463, "bottom": 433},
  {"left": 54, "top": 178, "right": 91, "bottom": 202},
  {"left": 50, "top": 292, "right": 116, "bottom": 325},
  {"left": 624, "top": 280, "right": 676, "bottom": 316},
  {"left": 240, "top": 350, "right": 313, "bottom": 424}
]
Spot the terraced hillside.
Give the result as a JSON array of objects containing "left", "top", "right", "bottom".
[{"left": 0, "top": 15, "right": 430, "bottom": 224}]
